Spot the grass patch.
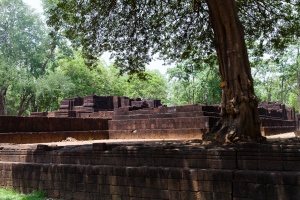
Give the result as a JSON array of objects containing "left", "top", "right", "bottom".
[{"left": 0, "top": 188, "right": 46, "bottom": 200}]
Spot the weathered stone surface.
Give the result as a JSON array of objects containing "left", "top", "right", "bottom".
[{"left": 1, "top": 139, "right": 300, "bottom": 200}]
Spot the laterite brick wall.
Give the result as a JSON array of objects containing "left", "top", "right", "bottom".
[
  {"left": 0, "top": 116, "right": 109, "bottom": 143},
  {"left": 0, "top": 142, "right": 299, "bottom": 199},
  {"left": 0, "top": 116, "right": 109, "bottom": 132}
]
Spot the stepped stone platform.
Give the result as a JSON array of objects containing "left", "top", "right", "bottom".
[
  {"left": 0, "top": 96, "right": 296, "bottom": 144},
  {"left": 0, "top": 138, "right": 299, "bottom": 199},
  {"left": 109, "top": 101, "right": 297, "bottom": 139},
  {"left": 109, "top": 105, "right": 220, "bottom": 139},
  {"left": 258, "top": 102, "right": 296, "bottom": 136},
  {"left": 31, "top": 95, "right": 162, "bottom": 118}
]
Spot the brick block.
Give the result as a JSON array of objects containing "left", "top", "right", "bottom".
[
  {"left": 181, "top": 191, "right": 213, "bottom": 200},
  {"left": 213, "top": 193, "right": 232, "bottom": 200},
  {"left": 213, "top": 181, "right": 232, "bottom": 194},
  {"left": 291, "top": 186, "right": 300, "bottom": 200},
  {"left": 233, "top": 182, "right": 248, "bottom": 198},
  {"left": 92, "top": 143, "right": 107, "bottom": 151},
  {"left": 198, "top": 181, "right": 213, "bottom": 192},
  {"left": 237, "top": 159, "right": 258, "bottom": 170},
  {"left": 127, "top": 177, "right": 146, "bottom": 187},
  {"left": 169, "top": 191, "right": 180, "bottom": 200},
  {"left": 142, "top": 188, "right": 169, "bottom": 199},
  {"left": 129, "top": 186, "right": 143, "bottom": 198},
  {"left": 112, "top": 195, "right": 130, "bottom": 200},
  {"left": 110, "top": 185, "right": 129, "bottom": 196},
  {"left": 266, "top": 185, "right": 291, "bottom": 200},
  {"left": 168, "top": 168, "right": 182, "bottom": 179},
  {"left": 180, "top": 180, "right": 198, "bottom": 191},
  {"left": 109, "top": 176, "right": 128, "bottom": 186},
  {"left": 247, "top": 183, "right": 267, "bottom": 200},
  {"left": 182, "top": 169, "right": 198, "bottom": 180}
]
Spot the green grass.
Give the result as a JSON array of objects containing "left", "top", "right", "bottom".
[{"left": 0, "top": 188, "right": 46, "bottom": 200}]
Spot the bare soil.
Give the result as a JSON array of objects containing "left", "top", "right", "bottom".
[{"left": 0, "top": 132, "right": 298, "bottom": 151}]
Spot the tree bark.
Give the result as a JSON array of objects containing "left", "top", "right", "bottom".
[
  {"left": 296, "top": 47, "right": 300, "bottom": 114},
  {"left": 205, "top": 0, "right": 264, "bottom": 142},
  {"left": 17, "top": 94, "right": 34, "bottom": 116},
  {"left": 0, "top": 90, "right": 7, "bottom": 116}
]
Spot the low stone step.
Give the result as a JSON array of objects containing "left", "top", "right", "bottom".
[
  {"left": 109, "top": 128, "right": 207, "bottom": 139},
  {"left": 261, "top": 126, "right": 296, "bottom": 136},
  {"left": 109, "top": 116, "right": 220, "bottom": 130}
]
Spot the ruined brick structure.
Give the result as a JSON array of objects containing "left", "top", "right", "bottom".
[
  {"left": 31, "top": 95, "right": 162, "bottom": 118},
  {"left": 0, "top": 140, "right": 300, "bottom": 199},
  {"left": 0, "top": 116, "right": 109, "bottom": 143},
  {"left": 0, "top": 96, "right": 295, "bottom": 143},
  {"left": 109, "top": 104, "right": 220, "bottom": 139},
  {"left": 258, "top": 102, "right": 296, "bottom": 136},
  {"left": 0, "top": 97, "right": 299, "bottom": 199}
]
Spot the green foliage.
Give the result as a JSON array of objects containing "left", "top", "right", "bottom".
[
  {"left": 45, "top": 0, "right": 299, "bottom": 74},
  {"left": 252, "top": 43, "right": 300, "bottom": 111},
  {"left": 0, "top": 188, "right": 45, "bottom": 200},
  {"left": 58, "top": 51, "right": 127, "bottom": 97},
  {"left": 57, "top": 51, "right": 169, "bottom": 104},
  {"left": 125, "top": 70, "right": 168, "bottom": 103},
  {"left": 167, "top": 59, "right": 221, "bottom": 105},
  {"left": 0, "top": 0, "right": 62, "bottom": 115},
  {"left": 34, "top": 70, "right": 75, "bottom": 112}
]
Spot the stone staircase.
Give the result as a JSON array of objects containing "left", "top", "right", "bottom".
[{"left": 109, "top": 104, "right": 220, "bottom": 139}]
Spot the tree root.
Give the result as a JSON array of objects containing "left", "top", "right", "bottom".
[{"left": 203, "top": 119, "right": 266, "bottom": 144}]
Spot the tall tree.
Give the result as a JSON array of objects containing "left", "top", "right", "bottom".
[
  {"left": 0, "top": 0, "right": 57, "bottom": 115},
  {"left": 46, "top": 0, "right": 299, "bottom": 142},
  {"left": 126, "top": 70, "right": 168, "bottom": 103}
]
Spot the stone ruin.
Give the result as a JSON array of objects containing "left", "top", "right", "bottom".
[
  {"left": 0, "top": 96, "right": 295, "bottom": 144},
  {"left": 31, "top": 95, "right": 162, "bottom": 118},
  {"left": 258, "top": 101, "right": 296, "bottom": 135},
  {"left": 31, "top": 96, "right": 297, "bottom": 138},
  {"left": 0, "top": 97, "right": 299, "bottom": 200}
]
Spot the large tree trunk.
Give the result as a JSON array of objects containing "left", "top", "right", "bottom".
[{"left": 205, "top": 0, "right": 264, "bottom": 142}]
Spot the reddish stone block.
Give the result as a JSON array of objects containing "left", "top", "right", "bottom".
[
  {"left": 168, "top": 179, "right": 180, "bottom": 190},
  {"left": 198, "top": 181, "right": 213, "bottom": 192},
  {"left": 213, "top": 181, "right": 232, "bottom": 194},
  {"left": 247, "top": 183, "right": 267, "bottom": 200},
  {"left": 266, "top": 185, "right": 291, "bottom": 200},
  {"left": 169, "top": 191, "right": 181, "bottom": 200},
  {"left": 213, "top": 193, "right": 232, "bottom": 200}
]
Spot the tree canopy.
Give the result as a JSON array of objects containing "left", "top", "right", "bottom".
[{"left": 46, "top": 0, "right": 299, "bottom": 73}]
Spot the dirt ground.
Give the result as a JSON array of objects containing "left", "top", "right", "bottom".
[{"left": 0, "top": 132, "right": 297, "bottom": 150}]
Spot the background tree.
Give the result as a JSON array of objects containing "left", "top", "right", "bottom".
[
  {"left": 167, "top": 58, "right": 221, "bottom": 105},
  {"left": 33, "top": 70, "right": 75, "bottom": 112},
  {"left": 46, "top": 0, "right": 299, "bottom": 142},
  {"left": 252, "top": 43, "right": 300, "bottom": 112},
  {"left": 125, "top": 70, "right": 168, "bottom": 103},
  {"left": 0, "top": 0, "right": 60, "bottom": 115}
]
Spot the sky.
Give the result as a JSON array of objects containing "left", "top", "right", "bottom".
[{"left": 22, "top": 0, "right": 173, "bottom": 75}]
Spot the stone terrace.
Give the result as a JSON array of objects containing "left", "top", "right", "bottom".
[
  {"left": 0, "top": 96, "right": 295, "bottom": 143},
  {"left": 0, "top": 139, "right": 299, "bottom": 199},
  {"left": 258, "top": 102, "right": 296, "bottom": 136},
  {"left": 109, "top": 104, "right": 220, "bottom": 139}
]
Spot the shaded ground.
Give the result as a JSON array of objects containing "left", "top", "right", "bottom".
[{"left": 0, "top": 132, "right": 298, "bottom": 151}]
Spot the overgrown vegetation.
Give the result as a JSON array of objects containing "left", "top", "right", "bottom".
[
  {"left": 0, "top": 188, "right": 46, "bottom": 200},
  {"left": 0, "top": 0, "right": 299, "bottom": 120}
]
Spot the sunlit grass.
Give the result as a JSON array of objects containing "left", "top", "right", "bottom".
[{"left": 0, "top": 188, "right": 46, "bottom": 200}]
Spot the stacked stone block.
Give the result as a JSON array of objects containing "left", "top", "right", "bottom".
[
  {"left": 109, "top": 104, "right": 220, "bottom": 139},
  {"left": 0, "top": 116, "right": 109, "bottom": 143},
  {"left": 0, "top": 141, "right": 300, "bottom": 200},
  {"left": 258, "top": 102, "right": 296, "bottom": 136}
]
